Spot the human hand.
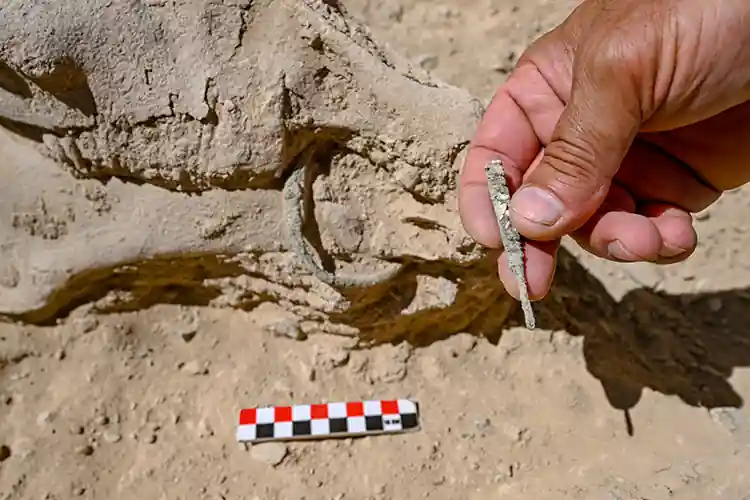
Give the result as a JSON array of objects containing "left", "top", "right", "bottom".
[{"left": 458, "top": 0, "right": 750, "bottom": 301}]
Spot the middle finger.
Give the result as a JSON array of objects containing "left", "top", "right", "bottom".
[{"left": 614, "top": 139, "right": 721, "bottom": 212}]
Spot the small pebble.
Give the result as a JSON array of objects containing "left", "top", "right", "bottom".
[
  {"left": 197, "top": 418, "right": 215, "bottom": 438},
  {"left": 76, "top": 444, "right": 94, "bottom": 456},
  {"left": 250, "top": 442, "right": 288, "bottom": 467},
  {"left": 417, "top": 54, "right": 439, "bottom": 71},
  {"left": 181, "top": 360, "right": 209, "bottom": 375},
  {"left": 36, "top": 411, "right": 52, "bottom": 426},
  {"left": 394, "top": 165, "right": 420, "bottom": 190},
  {"left": 267, "top": 316, "right": 304, "bottom": 341},
  {"left": 315, "top": 346, "right": 350, "bottom": 370},
  {"left": 12, "top": 438, "right": 33, "bottom": 460},
  {"left": 72, "top": 316, "right": 99, "bottom": 334},
  {"left": 103, "top": 431, "right": 122, "bottom": 443},
  {"left": 70, "top": 424, "right": 85, "bottom": 435},
  {"left": 474, "top": 418, "right": 492, "bottom": 430},
  {"left": 327, "top": 349, "right": 350, "bottom": 368},
  {"left": 448, "top": 334, "right": 477, "bottom": 357},
  {"left": 145, "top": 434, "right": 157, "bottom": 444},
  {"left": 173, "top": 320, "right": 198, "bottom": 342},
  {"left": 95, "top": 415, "right": 109, "bottom": 426}
]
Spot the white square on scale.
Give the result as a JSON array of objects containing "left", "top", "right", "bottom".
[
  {"left": 292, "top": 405, "right": 311, "bottom": 421},
  {"left": 328, "top": 402, "right": 347, "bottom": 418},
  {"left": 397, "top": 399, "right": 417, "bottom": 414},
  {"left": 347, "top": 416, "right": 366, "bottom": 433},
  {"left": 236, "top": 425, "right": 256, "bottom": 441},
  {"left": 383, "top": 416, "right": 403, "bottom": 432},
  {"left": 256, "top": 407, "right": 275, "bottom": 424},
  {"left": 275, "top": 421, "right": 293, "bottom": 438},
  {"left": 363, "top": 400, "right": 382, "bottom": 416},
  {"left": 311, "top": 419, "right": 330, "bottom": 436}
]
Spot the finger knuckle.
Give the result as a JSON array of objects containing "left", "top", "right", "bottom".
[
  {"left": 581, "top": 21, "right": 658, "bottom": 88},
  {"left": 587, "top": 37, "right": 636, "bottom": 71},
  {"left": 543, "top": 135, "right": 604, "bottom": 190}
]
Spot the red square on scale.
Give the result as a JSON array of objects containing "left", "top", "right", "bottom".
[
  {"left": 381, "top": 400, "right": 399, "bottom": 415},
  {"left": 239, "top": 408, "right": 256, "bottom": 425},
  {"left": 310, "top": 404, "right": 328, "bottom": 419},
  {"left": 275, "top": 406, "right": 292, "bottom": 422},
  {"left": 346, "top": 401, "right": 364, "bottom": 417}
]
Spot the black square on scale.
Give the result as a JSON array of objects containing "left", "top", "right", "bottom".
[
  {"left": 255, "top": 423, "right": 275, "bottom": 439},
  {"left": 292, "top": 420, "right": 312, "bottom": 436},
  {"left": 329, "top": 418, "right": 348, "bottom": 434}
]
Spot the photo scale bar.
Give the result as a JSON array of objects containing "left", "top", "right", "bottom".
[{"left": 236, "top": 399, "right": 420, "bottom": 443}]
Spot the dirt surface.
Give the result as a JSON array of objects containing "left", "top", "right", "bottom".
[{"left": 4, "top": 0, "right": 750, "bottom": 499}]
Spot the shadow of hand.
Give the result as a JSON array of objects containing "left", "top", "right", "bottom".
[{"left": 532, "top": 248, "right": 749, "bottom": 418}]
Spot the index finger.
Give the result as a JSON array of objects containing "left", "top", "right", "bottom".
[{"left": 458, "top": 74, "right": 541, "bottom": 248}]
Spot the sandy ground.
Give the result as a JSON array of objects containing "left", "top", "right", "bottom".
[{"left": 4, "top": 0, "right": 750, "bottom": 498}]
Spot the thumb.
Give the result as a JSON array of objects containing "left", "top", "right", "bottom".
[{"left": 509, "top": 49, "right": 643, "bottom": 241}]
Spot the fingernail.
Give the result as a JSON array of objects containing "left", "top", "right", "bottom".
[
  {"left": 659, "top": 245, "right": 687, "bottom": 258},
  {"left": 510, "top": 186, "right": 563, "bottom": 226},
  {"left": 607, "top": 240, "right": 641, "bottom": 261}
]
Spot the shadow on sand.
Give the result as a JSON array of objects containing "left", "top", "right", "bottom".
[{"left": 508, "top": 247, "right": 750, "bottom": 433}]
